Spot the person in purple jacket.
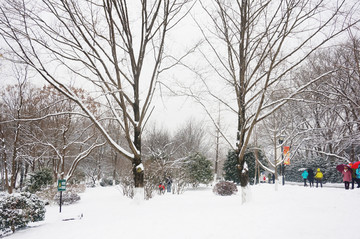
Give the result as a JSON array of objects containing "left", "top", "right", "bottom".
[{"left": 341, "top": 166, "right": 352, "bottom": 190}]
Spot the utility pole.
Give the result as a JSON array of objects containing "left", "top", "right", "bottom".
[
  {"left": 214, "top": 103, "right": 221, "bottom": 181},
  {"left": 279, "top": 136, "right": 285, "bottom": 185},
  {"left": 274, "top": 131, "right": 278, "bottom": 190}
]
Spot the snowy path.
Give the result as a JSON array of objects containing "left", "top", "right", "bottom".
[{"left": 5, "top": 184, "right": 360, "bottom": 239}]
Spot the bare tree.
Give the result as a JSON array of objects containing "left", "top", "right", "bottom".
[
  {"left": 173, "top": 118, "right": 209, "bottom": 158},
  {"left": 142, "top": 119, "right": 210, "bottom": 194},
  {"left": 0, "top": 80, "right": 105, "bottom": 193},
  {"left": 0, "top": 67, "right": 31, "bottom": 193},
  {"left": 29, "top": 85, "right": 105, "bottom": 181},
  {"left": 187, "top": 0, "right": 360, "bottom": 202},
  {"left": 256, "top": 100, "right": 294, "bottom": 189},
  {"left": 290, "top": 37, "right": 360, "bottom": 163},
  {"left": 0, "top": 0, "right": 192, "bottom": 192}
]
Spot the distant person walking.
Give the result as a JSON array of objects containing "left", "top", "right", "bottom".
[
  {"left": 314, "top": 168, "right": 323, "bottom": 188},
  {"left": 356, "top": 168, "right": 360, "bottom": 188},
  {"left": 341, "top": 166, "right": 352, "bottom": 190},
  {"left": 165, "top": 177, "right": 172, "bottom": 193},
  {"left": 351, "top": 168, "right": 356, "bottom": 189},
  {"left": 301, "top": 170, "right": 308, "bottom": 187},
  {"left": 159, "top": 183, "right": 165, "bottom": 194},
  {"left": 307, "top": 168, "right": 314, "bottom": 187}
]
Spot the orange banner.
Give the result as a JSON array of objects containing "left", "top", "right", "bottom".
[{"left": 283, "top": 146, "right": 290, "bottom": 165}]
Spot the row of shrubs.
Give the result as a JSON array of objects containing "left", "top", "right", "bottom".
[
  {"left": 100, "top": 176, "right": 239, "bottom": 197},
  {"left": 28, "top": 168, "right": 239, "bottom": 197},
  {"left": 0, "top": 168, "right": 238, "bottom": 236}
]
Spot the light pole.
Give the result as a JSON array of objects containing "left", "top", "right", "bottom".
[{"left": 278, "top": 136, "right": 285, "bottom": 185}]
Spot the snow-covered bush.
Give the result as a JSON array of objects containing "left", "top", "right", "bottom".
[
  {"left": 38, "top": 183, "right": 85, "bottom": 204},
  {"left": 0, "top": 193, "right": 45, "bottom": 234},
  {"left": 119, "top": 174, "right": 134, "bottom": 198},
  {"left": 100, "top": 178, "right": 113, "bottom": 187},
  {"left": 213, "top": 181, "right": 238, "bottom": 196},
  {"left": 68, "top": 184, "right": 86, "bottom": 194},
  {"left": 35, "top": 186, "right": 58, "bottom": 205},
  {"left": 20, "top": 192, "right": 46, "bottom": 222},
  {"left": 26, "top": 168, "right": 53, "bottom": 193},
  {"left": 54, "top": 191, "right": 81, "bottom": 205},
  {"left": 144, "top": 174, "right": 157, "bottom": 200}
]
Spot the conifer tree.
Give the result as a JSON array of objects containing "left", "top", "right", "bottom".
[{"left": 186, "top": 153, "right": 213, "bottom": 187}]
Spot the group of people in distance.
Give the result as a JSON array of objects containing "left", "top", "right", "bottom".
[
  {"left": 301, "top": 168, "right": 323, "bottom": 188},
  {"left": 340, "top": 166, "right": 360, "bottom": 190},
  {"left": 158, "top": 177, "right": 172, "bottom": 194},
  {"left": 302, "top": 166, "right": 360, "bottom": 190}
]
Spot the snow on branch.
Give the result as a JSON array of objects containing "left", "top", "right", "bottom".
[
  {"left": 257, "top": 70, "right": 337, "bottom": 123},
  {"left": 0, "top": 111, "right": 90, "bottom": 124},
  {"left": 66, "top": 141, "right": 106, "bottom": 180}
]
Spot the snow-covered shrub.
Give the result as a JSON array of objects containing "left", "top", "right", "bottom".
[
  {"left": 100, "top": 178, "right": 113, "bottom": 187},
  {"left": 119, "top": 175, "right": 134, "bottom": 198},
  {"left": 144, "top": 174, "right": 156, "bottom": 200},
  {"left": 35, "top": 187, "right": 58, "bottom": 205},
  {"left": 213, "top": 181, "right": 238, "bottom": 196},
  {"left": 68, "top": 184, "right": 86, "bottom": 194},
  {"left": 172, "top": 178, "right": 187, "bottom": 194},
  {"left": 0, "top": 193, "right": 45, "bottom": 234},
  {"left": 20, "top": 192, "right": 46, "bottom": 222},
  {"left": 36, "top": 184, "right": 85, "bottom": 206},
  {"left": 54, "top": 191, "right": 81, "bottom": 205},
  {"left": 26, "top": 168, "right": 53, "bottom": 193}
]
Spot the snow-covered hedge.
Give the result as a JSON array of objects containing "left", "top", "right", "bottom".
[
  {"left": 0, "top": 192, "right": 46, "bottom": 235},
  {"left": 100, "top": 178, "right": 113, "bottom": 187},
  {"left": 213, "top": 181, "right": 238, "bottom": 196},
  {"left": 54, "top": 191, "right": 80, "bottom": 205}
]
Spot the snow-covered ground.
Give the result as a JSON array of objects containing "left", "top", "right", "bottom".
[{"left": 4, "top": 183, "right": 360, "bottom": 239}]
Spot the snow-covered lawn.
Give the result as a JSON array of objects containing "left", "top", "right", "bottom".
[{"left": 5, "top": 183, "right": 359, "bottom": 239}]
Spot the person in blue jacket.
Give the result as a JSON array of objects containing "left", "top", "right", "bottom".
[
  {"left": 301, "top": 169, "right": 308, "bottom": 187},
  {"left": 356, "top": 167, "right": 360, "bottom": 188},
  {"left": 351, "top": 168, "right": 357, "bottom": 189}
]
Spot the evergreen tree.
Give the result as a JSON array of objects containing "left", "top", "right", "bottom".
[
  {"left": 223, "top": 150, "right": 240, "bottom": 183},
  {"left": 244, "top": 151, "right": 257, "bottom": 184},
  {"left": 285, "top": 157, "right": 342, "bottom": 183},
  {"left": 186, "top": 153, "right": 213, "bottom": 187},
  {"left": 223, "top": 149, "right": 265, "bottom": 184},
  {"left": 26, "top": 168, "right": 53, "bottom": 193}
]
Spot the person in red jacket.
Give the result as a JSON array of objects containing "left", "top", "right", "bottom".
[
  {"left": 341, "top": 166, "right": 352, "bottom": 190},
  {"left": 159, "top": 184, "right": 165, "bottom": 194}
]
